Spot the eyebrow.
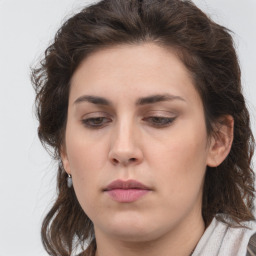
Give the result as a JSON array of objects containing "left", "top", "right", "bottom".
[
  {"left": 135, "top": 94, "right": 185, "bottom": 105},
  {"left": 74, "top": 95, "right": 111, "bottom": 105},
  {"left": 73, "top": 94, "right": 186, "bottom": 106}
]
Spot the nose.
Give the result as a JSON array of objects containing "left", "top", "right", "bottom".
[{"left": 108, "top": 120, "right": 143, "bottom": 167}]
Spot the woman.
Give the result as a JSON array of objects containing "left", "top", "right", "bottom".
[{"left": 31, "top": 0, "right": 256, "bottom": 255}]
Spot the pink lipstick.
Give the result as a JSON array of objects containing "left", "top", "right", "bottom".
[{"left": 104, "top": 179, "right": 151, "bottom": 203}]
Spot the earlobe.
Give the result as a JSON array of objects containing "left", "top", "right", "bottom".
[
  {"left": 207, "top": 115, "right": 234, "bottom": 167},
  {"left": 60, "top": 145, "right": 71, "bottom": 174}
]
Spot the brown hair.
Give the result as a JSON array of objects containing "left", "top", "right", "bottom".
[{"left": 31, "top": 0, "right": 255, "bottom": 255}]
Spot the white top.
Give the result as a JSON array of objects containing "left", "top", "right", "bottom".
[{"left": 192, "top": 216, "right": 256, "bottom": 256}]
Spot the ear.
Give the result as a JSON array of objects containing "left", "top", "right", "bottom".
[
  {"left": 60, "top": 145, "right": 71, "bottom": 175},
  {"left": 207, "top": 115, "right": 234, "bottom": 167}
]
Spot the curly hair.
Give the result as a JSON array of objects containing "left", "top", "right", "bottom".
[{"left": 31, "top": 0, "right": 255, "bottom": 255}]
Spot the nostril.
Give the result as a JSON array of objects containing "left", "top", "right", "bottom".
[
  {"left": 112, "top": 159, "right": 119, "bottom": 164},
  {"left": 111, "top": 157, "right": 139, "bottom": 165}
]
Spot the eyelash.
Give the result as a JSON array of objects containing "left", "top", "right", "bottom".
[
  {"left": 144, "top": 116, "right": 176, "bottom": 127},
  {"left": 81, "top": 116, "right": 176, "bottom": 129},
  {"left": 82, "top": 117, "right": 111, "bottom": 128}
]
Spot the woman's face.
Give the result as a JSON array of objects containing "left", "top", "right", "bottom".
[{"left": 62, "top": 43, "right": 218, "bottom": 242}]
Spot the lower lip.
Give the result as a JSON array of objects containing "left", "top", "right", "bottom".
[{"left": 105, "top": 189, "right": 150, "bottom": 203}]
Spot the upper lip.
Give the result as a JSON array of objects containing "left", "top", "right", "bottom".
[{"left": 104, "top": 179, "right": 151, "bottom": 191}]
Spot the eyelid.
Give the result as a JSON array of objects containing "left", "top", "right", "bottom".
[
  {"left": 142, "top": 115, "right": 177, "bottom": 128},
  {"left": 141, "top": 108, "right": 178, "bottom": 125},
  {"left": 81, "top": 111, "right": 112, "bottom": 118},
  {"left": 142, "top": 110, "right": 177, "bottom": 120},
  {"left": 81, "top": 116, "right": 112, "bottom": 128},
  {"left": 80, "top": 112, "right": 113, "bottom": 128}
]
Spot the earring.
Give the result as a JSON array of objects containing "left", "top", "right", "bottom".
[{"left": 67, "top": 174, "right": 73, "bottom": 188}]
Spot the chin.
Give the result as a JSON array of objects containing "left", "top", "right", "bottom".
[
  {"left": 99, "top": 216, "right": 163, "bottom": 242},
  {"left": 110, "top": 228, "right": 157, "bottom": 242}
]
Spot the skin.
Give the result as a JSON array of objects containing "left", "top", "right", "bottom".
[{"left": 62, "top": 43, "right": 233, "bottom": 256}]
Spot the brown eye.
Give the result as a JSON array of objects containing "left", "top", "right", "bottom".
[
  {"left": 82, "top": 117, "right": 111, "bottom": 128},
  {"left": 145, "top": 116, "right": 176, "bottom": 127}
]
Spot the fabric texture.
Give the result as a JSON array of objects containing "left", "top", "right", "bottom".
[
  {"left": 192, "top": 216, "right": 256, "bottom": 256},
  {"left": 247, "top": 233, "right": 256, "bottom": 256}
]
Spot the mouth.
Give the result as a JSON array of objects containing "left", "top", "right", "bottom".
[{"left": 103, "top": 179, "right": 151, "bottom": 203}]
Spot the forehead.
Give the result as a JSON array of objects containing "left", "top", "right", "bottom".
[{"left": 69, "top": 43, "right": 201, "bottom": 107}]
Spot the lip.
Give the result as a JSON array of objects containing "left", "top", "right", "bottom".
[
  {"left": 104, "top": 179, "right": 151, "bottom": 203},
  {"left": 105, "top": 179, "right": 150, "bottom": 190}
]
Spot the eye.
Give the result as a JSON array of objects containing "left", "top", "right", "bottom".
[
  {"left": 81, "top": 117, "right": 111, "bottom": 128},
  {"left": 144, "top": 116, "right": 176, "bottom": 127}
]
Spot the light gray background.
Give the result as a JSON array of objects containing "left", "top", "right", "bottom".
[{"left": 0, "top": 0, "right": 255, "bottom": 255}]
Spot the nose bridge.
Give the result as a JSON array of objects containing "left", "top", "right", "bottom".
[
  {"left": 109, "top": 115, "right": 142, "bottom": 166},
  {"left": 115, "top": 117, "right": 134, "bottom": 147}
]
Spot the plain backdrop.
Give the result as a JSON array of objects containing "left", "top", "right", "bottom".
[{"left": 0, "top": 0, "right": 256, "bottom": 255}]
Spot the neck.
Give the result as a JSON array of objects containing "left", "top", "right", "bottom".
[{"left": 94, "top": 214, "right": 205, "bottom": 256}]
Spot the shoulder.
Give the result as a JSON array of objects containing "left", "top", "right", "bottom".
[
  {"left": 247, "top": 233, "right": 256, "bottom": 256},
  {"left": 192, "top": 216, "right": 256, "bottom": 256}
]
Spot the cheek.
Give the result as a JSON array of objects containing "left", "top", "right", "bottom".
[
  {"left": 65, "top": 134, "right": 107, "bottom": 217},
  {"left": 65, "top": 122, "right": 108, "bottom": 174},
  {"left": 65, "top": 125, "right": 109, "bottom": 206},
  {"left": 147, "top": 123, "right": 208, "bottom": 199}
]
